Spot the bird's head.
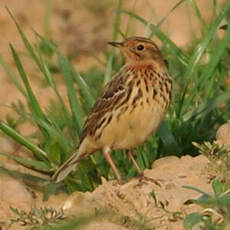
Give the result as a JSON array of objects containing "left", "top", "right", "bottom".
[{"left": 108, "top": 36, "right": 165, "bottom": 66}]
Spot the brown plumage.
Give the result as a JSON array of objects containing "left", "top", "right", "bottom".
[{"left": 52, "top": 36, "right": 172, "bottom": 183}]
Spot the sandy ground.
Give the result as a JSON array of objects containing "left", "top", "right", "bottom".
[{"left": 0, "top": 0, "right": 228, "bottom": 229}]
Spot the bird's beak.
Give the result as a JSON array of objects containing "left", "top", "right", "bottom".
[{"left": 108, "top": 41, "right": 124, "bottom": 48}]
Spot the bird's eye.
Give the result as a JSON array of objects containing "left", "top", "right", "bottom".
[{"left": 137, "top": 44, "right": 144, "bottom": 51}]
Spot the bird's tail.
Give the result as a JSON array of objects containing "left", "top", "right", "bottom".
[{"left": 52, "top": 149, "right": 80, "bottom": 183}]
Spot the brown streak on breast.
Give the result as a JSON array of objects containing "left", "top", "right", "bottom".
[
  {"left": 153, "top": 88, "right": 157, "bottom": 98},
  {"left": 136, "top": 79, "right": 141, "bottom": 86}
]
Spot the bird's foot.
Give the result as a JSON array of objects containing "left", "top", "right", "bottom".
[
  {"left": 117, "top": 178, "right": 127, "bottom": 185},
  {"left": 137, "top": 172, "right": 161, "bottom": 187}
]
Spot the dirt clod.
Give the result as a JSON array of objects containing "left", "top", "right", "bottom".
[{"left": 63, "top": 155, "right": 211, "bottom": 230}]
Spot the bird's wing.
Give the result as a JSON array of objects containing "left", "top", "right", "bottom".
[{"left": 80, "top": 66, "right": 132, "bottom": 142}]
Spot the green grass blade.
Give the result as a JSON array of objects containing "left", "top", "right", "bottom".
[
  {"left": 6, "top": 7, "right": 41, "bottom": 68},
  {"left": 158, "top": 121, "right": 181, "bottom": 154},
  {"left": 184, "top": 2, "right": 230, "bottom": 83},
  {"left": 58, "top": 54, "right": 84, "bottom": 135},
  {"left": 211, "top": 0, "right": 218, "bottom": 18},
  {"left": 183, "top": 90, "right": 230, "bottom": 121},
  {"left": 149, "top": 0, "right": 187, "bottom": 38},
  {"left": 43, "top": 182, "right": 63, "bottom": 201},
  {"left": 40, "top": 59, "right": 71, "bottom": 120},
  {"left": 43, "top": 0, "right": 52, "bottom": 39},
  {"left": 113, "top": 0, "right": 123, "bottom": 40},
  {"left": 0, "top": 53, "right": 26, "bottom": 96},
  {"left": 0, "top": 166, "right": 48, "bottom": 188},
  {"left": 201, "top": 24, "right": 230, "bottom": 99},
  {"left": 178, "top": 2, "right": 230, "bottom": 118},
  {"left": 180, "top": 4, "right": 230, "bottom": 115},
  {"left": 183, "top": 185, "right": 210, "bottom": 196},
  {"left": 120, "top": 10, "right": 189, "bottom": 66},
  {"left": 103, "top": 0, "right": 123, "bottom": 85},
  {"left": 188, "top": 0, "right": 206, "bottom": 27},
  {"left": 10, "top": 44, "right": 49, "bottom": 136},
  {"left": 123, "top": 0, "right": 138, "bottom": 37},
  {"left": 35, "top": 32, "right": 95, "bottom": 111},
  {"left": 33, "top": 35, "right": 71, "bottom": 120},
  {"left": 103, "top": 54, "right": 114, "bottom": 85},
  {"left": 43, "top": 62, "right": 69, "bottom": 109},
  {"left": 145, "top": 11, "right": 155, "bottom": 37},
  {"left": 184, "top": 213, "right": 202, "bottom": 230},
  {"left": 71, "top": 67, "right": 95, "bottom": 111},
  {"left": 0, "top": 120, "right": 48, "bottom": 160},
  {"left": 35, "top": 118, "right": 72, "bottom": 155},
  {"left": 7, "top": 7, "right": 68, "bottom": 115},
  {"left": 0, "top": 152, "right": 51, "bottom": 173}
]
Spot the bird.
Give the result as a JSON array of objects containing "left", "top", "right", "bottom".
[{"left": 52, "top": 36, "right": 172, "bottom": 184}]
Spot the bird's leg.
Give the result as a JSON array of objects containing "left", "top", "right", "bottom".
[
  {"left": 128, "top": 149, "right": 161, "bottom": 186},
  {"left": 128, "top": 149, "right": 142, "bottom": 175},
  {"left": 103, "top": 147, "right": 123, "bottom": 184}
]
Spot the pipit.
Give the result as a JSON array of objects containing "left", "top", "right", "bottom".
[{"left": 53, "top": 36, "right": 172, "bottom": 184}]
